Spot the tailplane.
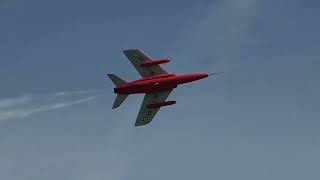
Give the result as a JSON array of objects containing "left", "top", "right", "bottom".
[
  {"left": 112, "top": 94, "right": 128, "bottom": 109},
  {"left": 107, "top": 74, "right": 126, "bottom": 87},
  {"left": 107, "top": 74, "right": 128, "bottom": 109}
]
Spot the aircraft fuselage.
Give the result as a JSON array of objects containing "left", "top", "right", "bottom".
[{"left": 114, "top": 73, "right": 208, "bottom": 94}]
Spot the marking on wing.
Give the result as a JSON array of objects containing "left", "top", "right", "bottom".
[{"left": 143, "top": 117, "right": 149, "bottom": 122}]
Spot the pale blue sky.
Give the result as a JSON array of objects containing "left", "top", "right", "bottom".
[{"left": 0, "top": 0, "right": 320, "bottom": 179}]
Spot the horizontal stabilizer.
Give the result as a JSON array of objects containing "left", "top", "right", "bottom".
[
  {"left": 112, "top": 94, "right": 128, "bottom": 109},
  {"left": 107, "top": 74, "right": 126, "bottom": 87}
]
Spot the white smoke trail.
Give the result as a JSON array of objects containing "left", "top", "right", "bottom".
[
  {"left": 0, "top": 90, "right": 99, "bottom": 121},
  {"left": 0, "top": 95, "right": 32, "bottom": 109},
  {"left": 54, "top": 89, "right": 103, "bottom": 96}
]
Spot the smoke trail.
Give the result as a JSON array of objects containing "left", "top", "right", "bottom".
[{"left": 0, "top": 90, "right": 99, "bottom": 121}]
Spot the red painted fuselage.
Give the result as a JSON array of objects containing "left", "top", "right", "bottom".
[{"left": 114, "top": 73, "right": 209, "bottom": 94}]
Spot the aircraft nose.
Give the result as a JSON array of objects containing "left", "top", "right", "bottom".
[
  {"left": 192, "top": 73, "right": 209, "bottom": 81},
  {"left": 199, "top": 73, "right": 209, "bottom": 79}
]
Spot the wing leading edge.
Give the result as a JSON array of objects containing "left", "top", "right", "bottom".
[
  {"left": 135, "top": 89, "right": 173, "bottom": 126},
  {"left": 123, "top": 49, "right": 168, "bottom": 77}
]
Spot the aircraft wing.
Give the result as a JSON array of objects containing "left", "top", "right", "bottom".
[
  {"left": 123, "top": 49, "right": 168, "bottom": 77},
  {"left": 135, "top": 89, "right": 173, "bottom": 126}
]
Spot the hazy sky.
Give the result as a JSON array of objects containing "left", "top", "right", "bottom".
[{"left": 0, "top": 0, "right": 319, "bottom": 179}]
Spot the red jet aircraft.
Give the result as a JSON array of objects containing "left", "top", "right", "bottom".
[{"left": 108, "top": 49, "right": 214, "bottom": 126}]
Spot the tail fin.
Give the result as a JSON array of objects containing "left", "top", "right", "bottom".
[
  {"left": 107, "top": 74, "right": 128, "bottom": 108},
  {"left": 112, "top": 94, "right": 128, "bottom": 109},
  {"left": 107, "top": 74, "right": 126, "bottom": 87}
]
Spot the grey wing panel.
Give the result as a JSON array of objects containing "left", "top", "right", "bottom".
[
  {"left": 135, "top": 89, "right": 173, "bottom": 126},
  {"left": 123, "top": 49, "right": 168, "bottom": 77}
]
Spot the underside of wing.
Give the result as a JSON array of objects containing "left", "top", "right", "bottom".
[
  {"left": 123, "top": 49, "right": 168, "bottom": 77},
  {"left": 135, "top": 89, "right": 173, "bottom": 126}
]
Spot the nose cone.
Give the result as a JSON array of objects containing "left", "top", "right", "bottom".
[
  {"left": 190, "top": 73, "right": 209, "bottom": 81},
  {"left": 197, "top": 73, "right": 209, "bottom": 79},
  {"left": 202, "top": 73, "right": 209, "bottom": 78}
]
